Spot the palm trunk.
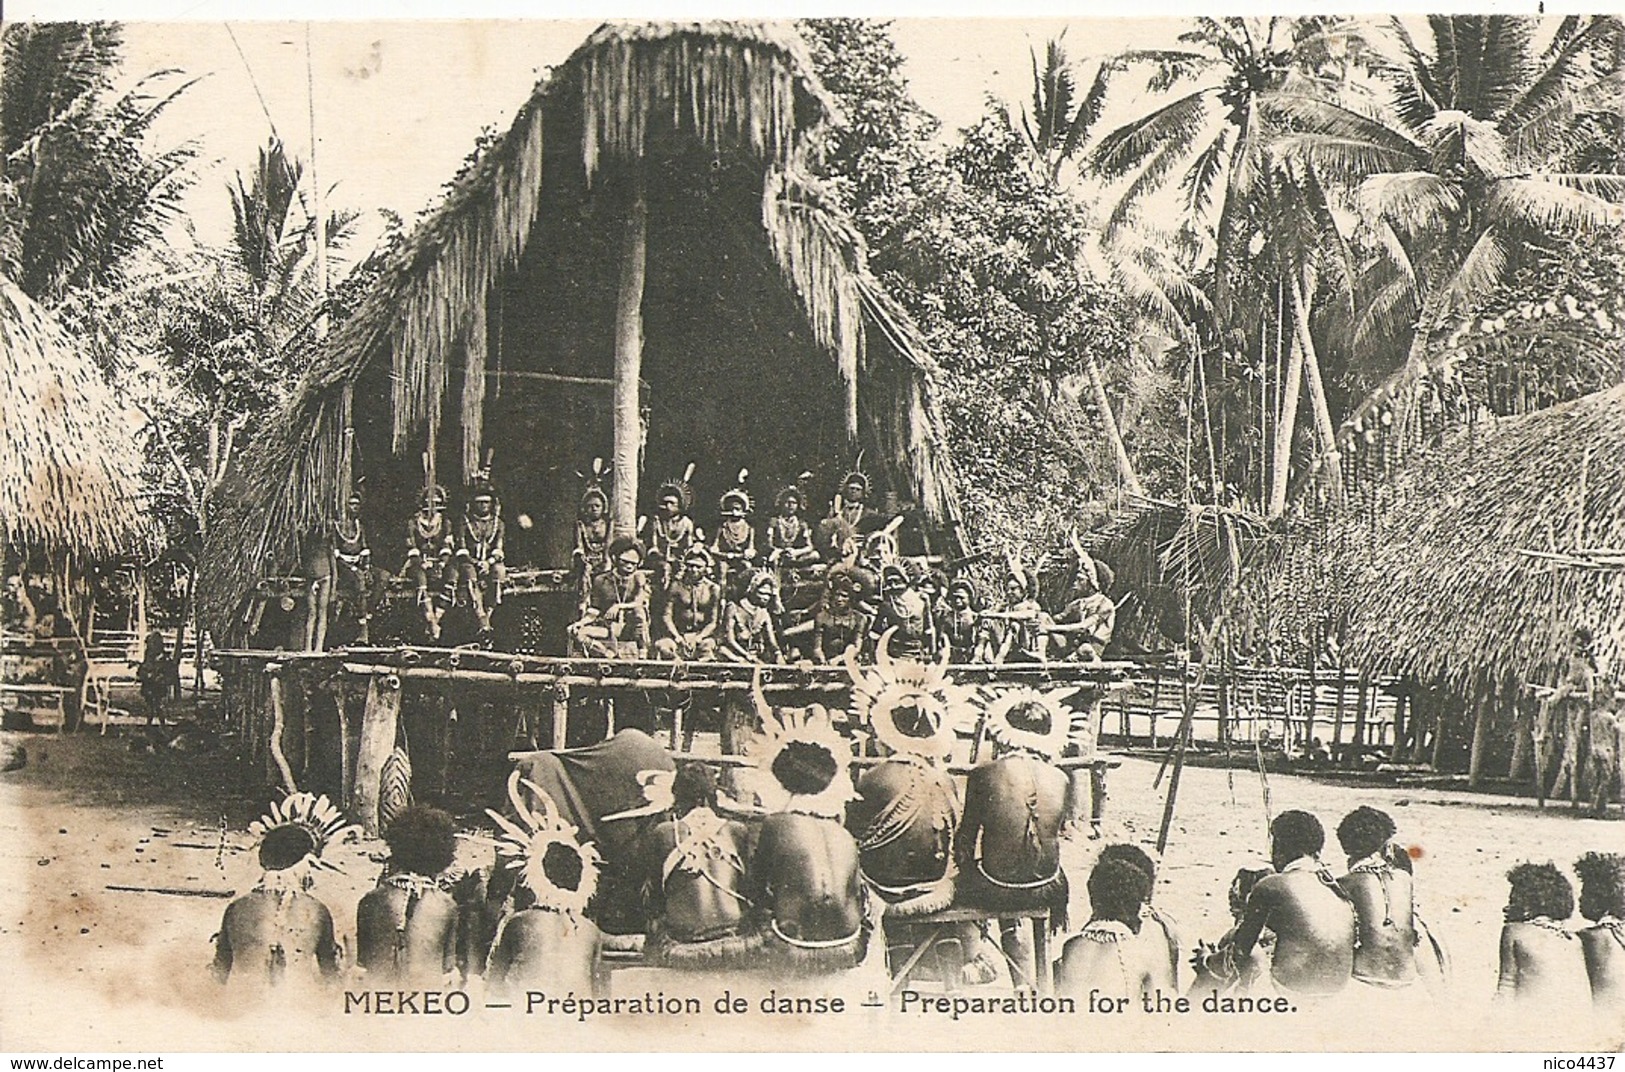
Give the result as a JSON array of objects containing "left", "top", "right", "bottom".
[
  {"left": 1290, "top": 272, "right": 1341, "bottom": 502},
  {"left": 1267, "top": 316, "right": 1307, "bottom": 519},
  {"left": 1085, "top": 354, "right": 1145, "bottom": 498},
  {"left": 611, "top": 168, "right": 647, "bottom": 540}
]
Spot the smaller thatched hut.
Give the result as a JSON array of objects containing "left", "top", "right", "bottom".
[
  {"left": 1258, "top": 384, "right": 1625, "bottom": 781},
  {"left": 1, "top": 275, "right": 150, "bottom": 624}
]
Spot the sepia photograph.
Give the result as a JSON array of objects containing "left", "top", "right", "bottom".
[{"left": 0, "top": 11, "right": 1622, "bottom": 1054}]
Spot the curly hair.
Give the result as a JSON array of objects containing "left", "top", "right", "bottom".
[
  {"left": 383, "top": 806, "right": 457, "bottom": 877},
  {"left": 1099, "top": 843, "right": 1157, "bottom": 884},
  {"left": 1270, "top": 810, "right": 1325, "bottom": 863},
  {"left": 259, "top": 824, "right": 317, "bottom": 872},
  {"left": 1336, "top": 806, "right": 1397, "bottom": 861},
  {"left": 1573, "top": 852, "right": 1625, "bottom": 922},
  {"left": 1504, "top": 862, "right": 1575, "bottom": 923},
  {"left": 1087, "top": 858, "right": 1151, "bottom": 931},
  {"left": 672, "top": 762, "right": 718, "bottom": 816}
]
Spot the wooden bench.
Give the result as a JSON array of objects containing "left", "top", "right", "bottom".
[
  {"left": 1, "top": 682, "right": 74, "bottom": 733},
  {"left": 886, "top": 905, "right": 1052, "bottom": 996}
]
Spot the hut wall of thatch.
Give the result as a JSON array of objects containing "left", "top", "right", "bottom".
[
  {"left": 1251, "top": 383, "right": 1625, "bottom": 773},
  {"left": 202, "top": 22, "right": 963, "bottom": 632}
]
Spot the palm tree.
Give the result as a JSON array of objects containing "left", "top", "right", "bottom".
[
  {"left": 1272, "top": 15, "right": 1623, "bottom": 454},
  {"left": 0, "top": 21, "right": 196, "bottom": 304},
  {"left": 1090, "top": 17, "right": 1349, "bottom": 516}
]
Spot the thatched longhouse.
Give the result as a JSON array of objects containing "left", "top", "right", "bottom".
[
  {"left": 1, "top": 275, "right": 149, "bottom": 567},
  {"left": 203, "top": 21, "right": 964, "bottom": 632},
  {"left": 1259, "top": 383, "right": 1625, "bottom": 778}
]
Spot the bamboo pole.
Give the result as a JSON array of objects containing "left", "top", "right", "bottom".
[
  {"left": 610, "top": 167, "right": 647, "bottom": 540},
  {"left": 1268, "top": 301, "right": 1307, "bottom": 519}
]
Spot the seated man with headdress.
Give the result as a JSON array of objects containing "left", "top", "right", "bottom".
[
  {"left": 455, "top": 472, "right": 506, "bottom": 635},
  {"left": 720, "top": 568, "right": 782, "bottom": 664},
  {"left": 330, "top": 490, "right": 379, "bottom": 644},
  {"left": 987, "top": 561, "right": 1047, "bottom": 665},
  {"left": 831, "top": 470, "right": 877, "bottom": 536},
  {"left": 355, "top": 806, "right": 460, "bottom": 984},
  {"left": 1203, "top": 810, "right": 1356, "bottom": 1002},
  {"left": 955, "top": 689, "right": 1073, "bottom": 990},
  {"left": 1057, "top": 856, "right": 1173, "bottom": 1002},
  {"left": 572, "top": 479, "right": 611, "bottom": 611},
  {"left": 485, "top": 772, "right": 604, "bottom": 994},
  {"left": 941, "top": 578, "right": 984, "bottom": 665},
  {"left": 747, "top": 690, "right": 871, "bottom": 975},
  {"left": 866, "top": 564, "right": 937, "bottom": 662},
  {"left": 767, "top": 484, "right": 819, "bottom": 571},
  {"left": 811, "top": 564, "right": 869, "bottom": 665},
  {"left": 1043, "top": 547, "right": 1116, "bottom": 664},
  {"left": 711, "top": 479, "right": 758, "bottom": 597},
  {"left": 657, "top": 545, "right": 722, "bottom": 662},
  {"left": 569, "top": 536, "right": 652, "bottom": 659},
  {"left": 403, "top": 485, "right": 456, "bottom": 641},
  {"left": 212, "top": 794, "right": 353, "bottom": 989},
  {"left": 632, "top": 764, "right": 760, "bottom": 969},
  {"left": 648, "top": 466, "right": 700, "bottom": 591},
  {"left": 845, "top": 635, "right": 963, "bottom": 918}
]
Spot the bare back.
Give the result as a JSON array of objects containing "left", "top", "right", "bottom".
[
  {"left": 488, "top": 909, "right": 600, "bottom": 993},
  {"left": 1057, "top": 926, "right": 1172, "bottom": 1002},
  {"left": 1579, "top": 923, "right": 1625, "bottom": 1007},
  {"left": 1234, "top": 870, "right": 1356, "bottom": 995},
  {"left": 848, "top": 761, "right": 957, "bottom": 888},
  {"left": 755, "top": 813, "right": 864, "bottom": 942},
  {"left": 956, "top": 757, "right": 1067, "bottom": 882},
  {"left": 213, "top": 890, "right": 340, "bottom": 987},
  {"left": 1497, "top": 922, "right": 1592, "bottom": 1008},
  {"left": 644, "top": 814, "right": 752, "bottom": 940},
  {"left": 1337, "top": 868, "right": 1419, "bottom": 984},
  {"left": 355, "top": 884, "right": 459, "bottom": 982}
]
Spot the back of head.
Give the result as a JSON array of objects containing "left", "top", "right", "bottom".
[
  {"left": 672, "top": 763, "right": 718, "bottom": 816},
  {"left": 1505, "top": 861, "right": 1575, "bottom": 923},
  {"left": 259, "top": 824, "right": 317, "bottom": 872},
  {"left": 1270, "top": 809, "right": 1325, "bottom": 865},
  {"left": 383, "top": 806, "right": 457, "bottom": 877},
  {"left": 1335, "top": 806, "right": 1397, "bottom": 861},
  {"left": 1099, "top": 843, "right": 1156, "bottom": 884},
  {"left": 1087, "top": 858, "right": 1151, "bottom": 930},
  {"left": 1573, "top": 852, "right": 1625, "bottom": 923}
]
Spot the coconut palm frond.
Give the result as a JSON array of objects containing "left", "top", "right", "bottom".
[
  {"left": 1439, "top": 227, "right": 1506, "bottom": 313},
  {"left": 1358, "top": 171, "right": 1459, "bottom": 236},
  {"left": 1091, "top": 86, "right": 1215, "bottom": 182},
  {"left": 1488, "top": 176, "right": 1622, "bottom": 234},
  {"left": 1179, "top": 128, "right": 1229, "bottom": 222},
  {"left": 1106, "top": 123, "right": 1214, "bottom": 237}
]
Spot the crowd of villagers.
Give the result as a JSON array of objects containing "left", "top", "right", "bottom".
[
  {"left": 208, "top": 655, "right": 1624, "bottom": 1023},
  {"left": 304, "top": 461, "right": 1118, "bottom": 668}
]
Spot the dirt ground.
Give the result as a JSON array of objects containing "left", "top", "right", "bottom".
[{"left": 1, "top": 711, "right": 1621, "bottom": 1054}]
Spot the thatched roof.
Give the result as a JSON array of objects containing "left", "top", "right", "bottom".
[
  {"left": 201, "top": 20, "right": 961, "bottom": 629},
  {"left": 1261, "top": 384, "right": 1625, "bottom": 693},
  {"left": 0, "top": 275, "right": 149, "bottom": 561}
]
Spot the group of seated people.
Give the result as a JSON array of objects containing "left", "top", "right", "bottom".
[{"left": 570, "top": 467, "right": 1120, "bottom": 668}]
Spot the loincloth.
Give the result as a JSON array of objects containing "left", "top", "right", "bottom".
[
  {"left": 865, "top": 872, "right": 957, "bottom": 918},
  {"left": 956, "top": 861, "right": 1068, "bottom": 932},
  {"left": 646, "top": 923, "right": 764, "bottom": 971},
  {"left": 760, "top": 917, "right": 872, "bottom": 976}
]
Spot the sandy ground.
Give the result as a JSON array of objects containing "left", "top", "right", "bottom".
[{"left": 1, "top": 716, "right": 1622, "bottom": 1054}]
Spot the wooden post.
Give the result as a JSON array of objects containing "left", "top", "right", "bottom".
[
  {"left": 353, "top": 672, "right": 403, "bottom": 835},
  {"left": 1352, "top": 674, "right": 1370, "bottom": 759},
  {"left": 1389, "top": 692, "right": 1408, "bottom": 764},
  {"left": 610, "top": 168, "right": 648, "bottom": 540},
  {"left": 1332, "top": 668, "right": 1348, "bottom": 763},
  {"left": 551, "top": 684, "right": 570, "bottom": 751},
  {"left": 267, "top": 667, "right": 298, "bottom": 794},
  {"left": 1216, "top": 648, "right": 1231, "bottom": 747},
  {"left": 1468, "top": 681, "right": 1492, "bottom": 788},
  {"left": 338, "top": 677, "right": 356, "bottom": 806},
  {"left": 1431, "top": 694, "right": 1449, "bottom": 770}
]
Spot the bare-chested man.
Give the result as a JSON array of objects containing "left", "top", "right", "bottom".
[
  {"left": 720, "top": 569, "right": 782, "bottom": 664},
  {"left": 1574, "top": 852, "right": 1625, "bottom": 1010},
  {"left": 485, "top": 775, "right": 603, "bottom": 994},
  {"left": 638, "top": 765, "right": 758, "bottom": 968},
  {"left": 569, "top": 536, "right": 652, "bottom": 659},
  {"left": 1496, "top": 861, "right": 1591, "bottom": 1009},
  {"left": 956, "top": 691, "right": 1071, "bottom": 990},
  {"left": 1333, "top": 806, "right": 1420, "bottom": 991},
  {"left": 1057, "top": 857, "right": 1172, "bottom": 1002},
  {"left": 355, "top": 806, "right": 460, "bottom": 984},
  {"left": 657, "top": 546, "right": 722, "bottom": 661},
  {"left": 751, "top": 698, "right": 870, "bottom": 975},
  {"left": 1218, "top": 810, "right": 1356, "bottom": 1000},
  {"left": 212, "top": 794, "right": 351, "bottom": 989}
]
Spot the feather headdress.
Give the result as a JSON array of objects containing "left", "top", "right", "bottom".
[
  {"left": 579, "top": 457, "right": 608, "bottom": 510},
  {"left": 982, "top": 687, "right": 1078, "bottom": 761},
  {"left": 247, "top": 792, "right": 358, "bottom": 872},
  {"left": 485, "top": 770, "right": 602, "bottom": 916},
  {"left": 657, "top": 462, "right": 697, "bottom": 514},
  {"left": 751, "top": 673, "right": 856, "bottom": 819},
  {"left": 846, "top": 627, "right": 973, "bottom": 763},
  {"left": 720, "top": 468, "right": 753, "bottom": 517}
]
